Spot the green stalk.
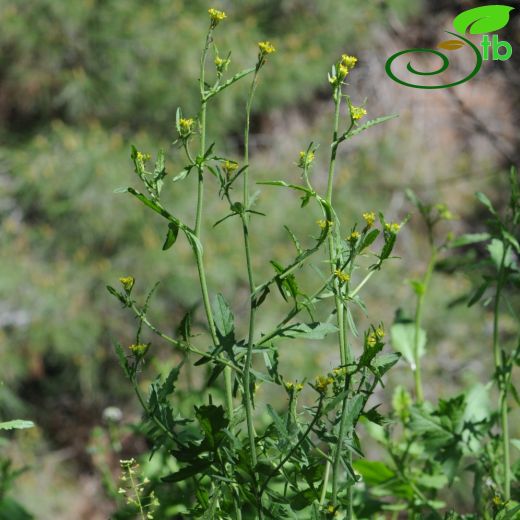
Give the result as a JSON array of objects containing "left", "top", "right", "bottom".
[
  {"left": 325, "top": 85, "right": 352, "bottom": 515},
  {"left": 196, "top": 27, "right": 234, "bottom": 422},
  {"left": 413, "top": 248, "right": 436, "bottom": 404},
  {"left": 241, "top": 65, "right": 263, "bottom": 517},
  {"left": 494, "top": 243, "right": 510, "bottom": 500}
]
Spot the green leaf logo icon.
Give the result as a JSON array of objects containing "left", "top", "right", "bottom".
[{"left": 453, "top": 5, "right": 514, "bottom": 35}]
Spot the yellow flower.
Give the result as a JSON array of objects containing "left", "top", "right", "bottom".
[
  {"left": 375, "top": 326, "right": 385, "bottom": 338},
  {"left": 299, "top": 150, "right": 315, "bottom": 168},
  {"left": 214, "top": 55, "right": 230, "bottom": 74},
  {"left": 338, "top": 64, "right": 349, "bottom": 80},
  {"left": 348, "top": 231, "right": 361, "bottom": 242},
  {"left": 136, "top": 151, "right": 151, "bottom": 163},
  {"left": 334, "top": 269, "right": 350, "bottom": 284},
  {"left": 178, "top": 117, "right": 194, "bottom": 137},
  {"left": 351, "top": 106, "right": 367, "bottom": 121},
  {"left": 385, "top": 222, "right": 401, "bottom": 234},
  {"left": 332, "top": 367, "right": 347, "bottom": 378},
  {"left": 366, "top": 333, "right": 377, "bottom": 348},
  {"left": 119, "top": 276, "right": 135, "bottom": 292},
  {"left": 362, "top": 211, "right": 376, "bottom": 227},
  {"left": 317, "top": 219, "right": 333, "bottom": 229},
  {"left": 208, "top": 8, "right": 226, "bottom": 25},
  {"left": 315, "top": 375, "right": 334, "bottom": 393},
  {"left": 223, "top": 160, "right": 238, "bottom": 176},
  {"left": 284, "top": 381, "right": 304, "bottom": 392},
  {"left": 258, "top": 41, "right": 276, "bottom": 55},
  {"left": 341, "top": 54, "right": 358, "bottom": 69},
  {"left": 129, "top": 343, "right": 150, "bottom": 357}
]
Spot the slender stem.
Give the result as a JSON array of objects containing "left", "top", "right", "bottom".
[
  {"left": 195, "top": 28, "right": 235, "bottom": 422},
  {"left": 494, "top": 243, "right": 510, "bottom": 500},
  {"left": 240, "top": 64, "right": 263, "bottom": 518},
  {"left": 413, "top": 247, "right": 436, "bottom": 404},
  {"left": 320, "top": 461, "right": 331, "bottom": 506}
]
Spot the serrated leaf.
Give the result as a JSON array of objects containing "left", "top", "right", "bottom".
[
  {"left": 0, "top": 420, "right": 34, "bottom": 430},
  {"left": 390, "top": 323, "right": 426, "bottom": 368},
  {"left": 276, "top": 322, "right": 338, "bottom": 340},
  {"left": 212, "top": 293, "right": 234, "bottom": 339},
  {"left": 345, "top": 114, "right": 399, "bottom": 140},
  {"left": 453, "top": 5, "right": 514, "bottom": 35}
]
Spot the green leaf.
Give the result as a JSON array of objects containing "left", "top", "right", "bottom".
[
  {"left": 372, "top": 352, "right": 402, "bottom": 376},
  {"left": 276, "top": 322, "right": 338, "bottom": 340},
  {"left": 415, "top": 473, "right": 449, "bottom": 490},
  {"left": 212, "top": 293, "right": 234, "bottom": 339},
  {"left": 390, "top": 323, "right": 426, "bottom": 368},
  {"left": 353, "top": 460, "right": 395, "bottom": 485},
  {"left": 487, "top": 238, "right": 516, "bottom": 270},
  {"left": 448, "top": 233, "right": 490, "bottom": 248},
  {"left": 344, "top": 115, "right": 399, "bottom": 140},
  {"left": 475, "top": 191, "right": 497, "bottom": 215},
  {"left": 453, "top": 5, "right": 514, "bottom": 35},
  {"left": 360, "top": 229, "right": 380, "bottom": 251},
  {"left": 162, "top": 222, "right": 179, "bottom": 250},
  {"left": 0, "top": 420, "right": 34, "bottom": 430}
]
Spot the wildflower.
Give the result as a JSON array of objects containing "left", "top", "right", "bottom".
[
  {"left": 136, "top": 151, "right": 151, "bottom": 163},
  {"left": 208, "top": 8, "right": 226, "bottom": 26},
  {"left": 119, "top": 276, "right": 135, "bottom": 293},
  {"left": 178, "top": 117, "right": 194, "bottom": 138},
  {"left": 362, "top": 211, "right": 376, "bottom": 227},
  {"left": 298, "top": 150, "right": 315, "bottom": 168},
  {"left": 492, "top": 494, "right": 503, "bottom": 506},
  {"left": 366, "top": 333, "right": 377, "bottom": 348},
  {"left": 258, "top": 41, "right": 276, "bottom": 55},
  {"left": 351, "top": 106, "right": 367, "bottom": 121},
  {"left": 332, "top": 366, "right": 347, "bottom": 378},
  {"left": 215, "top": 55, "right": 230, "bottom": 74},
  {"left": 284, "top": 381, "right": 304, "bottom": 392},
  {"left": 348, "top": 231, "right": 361, "bottom": 242},
  {"left": 385, "top": 222, "right": 401, "bottom": 234},
  {"left": 317, "top": 219, "right": 333, "bottom": 229},
  {"left": 315, "top": 375, "right": 334, "bottom": 393},
  {"left": 337, "top": 64, "right": 349, "bottom": 80},
  {"left": 375, "top": 326, "right": 385, "bottom": 338},
  {"left": 129, "top": 343, "right": 150, "bottom": 357},
  {"left": 334, "top": 269, "right": 350, "bottom": 284},
  {"left": 223, "top": 160, "right": 238, "bottom": 176},
  {"left": 341, "top": 54, "right": 358, "bottom": 69}
]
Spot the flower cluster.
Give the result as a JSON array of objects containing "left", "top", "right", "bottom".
[
  {"left": 298, "top": 150, "right": 315, "bottom": 168},
  {"left": 329, "top": 53, "right": 358, "bottom": 86},
  {"left": 385, "top": 222, "right": 401, "bottom": 234},
  {"left": 222, "top": 160, "right": 238, "bottom": 176},
  {"left": 208, "top": 8, "right": 226, "bottom": 26},
  {"left": 317, "top": 219, "right": 333, "bottom": 229},
  {"left": 119, "top": 276, "right": 135, "bottom": 293},
  {"left": 215, "top": 55, "right": 231, "bottom": 75},
  {"left": 178, "top": 117, "right": 194, "bottom": 139},
  {"left": 284, "top": 381, "right": 304, "bottom": 393},
  {"left": 334, "top": 269, "right": 350, "bottom": 284},
  {"left": 129, "top": 343, "right": 150, "bottom": 357},
  {"left": 366, "top": 327, "right": 384, "bottom": 348},
  {"left": 258, "top": 41, "right": 276, "bottom": 56},
  {"left": 348, "top": 230, "right": 361, "bottom": 243},
  {"left": 350, "top": 106, "right": 367, "bottom": 121},
  {"left": 315, "top": 375, "right": 334, "bottom": 393},
  {"left": 362, "top": 211, "right": 376, "bottom": 227}
]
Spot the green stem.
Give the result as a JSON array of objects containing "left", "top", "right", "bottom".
[
  {"left": 320, "top": 461, "right": 331, "bottom": 506},
  {"left": 413, "top": 247, "right": 436, "bottom": 404},
  {"left": 241, "top": 65, "right": 263, "bottom": 517},
  {"left": 196, "top": 28, "right": 234, "bottom": 422},
  {"left": 326, "top": 87, "right": 352, "bottom": 516},
  {"left": 494, "top": 243, "right": 510, "bottom": 500}
]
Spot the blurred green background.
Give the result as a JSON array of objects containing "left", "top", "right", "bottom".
[{"left": 1, "top": 0, "right": 518, "bottom": 517}]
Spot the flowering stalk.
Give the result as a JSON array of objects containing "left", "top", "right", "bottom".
[{"left": 240, "top": 41, "right": 275, "bottom": 516}]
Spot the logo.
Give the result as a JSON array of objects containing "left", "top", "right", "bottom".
[{"left": 385, "top": 5, "right": 515, "bottom": 89}]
